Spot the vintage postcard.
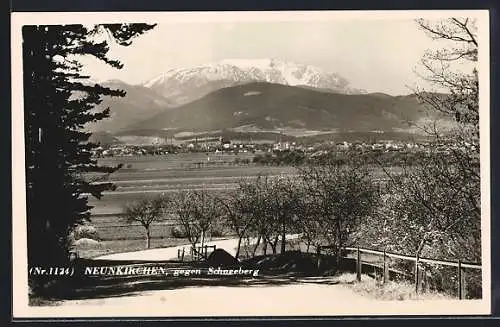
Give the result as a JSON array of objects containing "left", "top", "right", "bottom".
[{"left": 11, "top": 10, "right": 491, "bottom": 318}]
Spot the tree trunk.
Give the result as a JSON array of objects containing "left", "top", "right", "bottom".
[
  {"left": 263, "top": 237, "right": 268, "bottom": 255},
  {"left": 244, "top": 236, "right": 250, "bottom": 257},
  {"left": 336, "top": 248, "right": 342, "bottom": 267},
  {"left": 235, "top": 236, "right": 242, "bottom": 259},
  {"left": 280, "top": 220, "right": 286, "bottom": 254},
  {"left": 270, "top": 236, "right": 278, "bottom": 254},
  {"left": 336, "top": 234, "right": 346, "bottom": 268},
  {"left": 145, "top": 226, "right": 151, "bottom": 249},
  {"left": 252, "top": 235, "right": 261, "bottom": 257}
]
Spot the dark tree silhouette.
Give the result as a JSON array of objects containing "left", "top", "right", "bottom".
[{"left": 22, "top": 23, "right": 156, "bottom": 272}]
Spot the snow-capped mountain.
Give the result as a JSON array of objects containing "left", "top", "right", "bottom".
[{"left": 141, "top": 58, "right": 365, "bottom": 105}]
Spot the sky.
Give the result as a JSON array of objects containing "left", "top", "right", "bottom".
[{"left": 78, "top": 17, "right": 471, "bottom": 96}]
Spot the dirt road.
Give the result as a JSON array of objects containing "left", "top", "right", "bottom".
[
  {"left": 37, "top": 279, "right": 373, "bottom": 316},
  {"left": 33, "top": 234, "right": 376, "bottom": 316},
  {"left": 94, "top": 234, "right": 302, "bottom": 261}
]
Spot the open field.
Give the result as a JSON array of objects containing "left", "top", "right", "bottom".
[
  {"left": 81, "top": 154, "right": 298, "bottom": 256},
  {"left": 97, "top": 152, "right": 255, "bottom": 172},
  {"left": 82, "top": 153, "right": 396, "bottom": 257},
  {"left": 89, "top": 154, "right": 298, "bottom": 214},
  {"left": 75, "top": 237, "right": 190, "bottom": 259}
]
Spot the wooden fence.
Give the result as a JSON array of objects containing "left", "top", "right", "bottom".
[
  {"left": 178, "top": 245, "right": 216, "bottom": 262},
  {"left": 320, "top": 246, "right": 481, "bottom": 299}
]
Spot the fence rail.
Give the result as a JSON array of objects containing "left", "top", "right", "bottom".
[
  {"left": 343, "top": 247, "right": 481, "bottom": 270},
  {"left": 319, "top": 245, "right": 481, "bottom": 300}
]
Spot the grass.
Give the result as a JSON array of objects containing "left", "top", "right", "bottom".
[
  {"left": 75, "top": 237, "right": 191, "bottom": 258},
  {"left": 335, "top": 272, "right": 451, "bottom": 301},
  {"left": 29, "top": 296, "right": 63, "bottom": 306}
]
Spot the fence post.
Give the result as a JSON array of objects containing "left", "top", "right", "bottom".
[
  {"left": 356, "top": 247, "right": 361, "bottom": 282},
  {"left": 383, "top": 250, "right": 387, "bottom": 284},
  {"left": 181, "top": 248, "right": 185, "bottom": 262},
  {"left": 458, "top": 260, "right": 462, "bottom": 300},
  {"left": 414, "top": 254, "right": 419, "bottom": 294}
]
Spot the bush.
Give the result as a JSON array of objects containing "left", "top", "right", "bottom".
[
  {"left": 210, "top": 228, "right": 224, "bottom": 238},
  {"left": 170, "top": 226, "right": 188, "bottom": 238},
  {"left": 73, "top": 238, "right": 100, "bottom": 247}
]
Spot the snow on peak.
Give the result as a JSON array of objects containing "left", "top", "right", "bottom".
[
  {"left": 219, "top": 58, "right": 277, "bottom": 70},
  {"left": 141, "top": 58, "right": 365, "bottom": 97}
]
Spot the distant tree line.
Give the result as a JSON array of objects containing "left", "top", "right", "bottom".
[{"left": 251, "top": 148, "right": 460, "bottom": 168}]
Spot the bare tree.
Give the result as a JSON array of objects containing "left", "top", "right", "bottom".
[
  {"left": 216, "top": 182, "right": 256, "bottom": 259},
  {"left": 268, "top": 176, "right": 300, "bottom": 254},
  {"left": 172, "top": 191, "right": 201, "bottom": 248},
  {"left": 364, "top": 18, "right": 482, "bottom": 266},
  {"left": 240, "top": 175, "right": 278, "bottom": 256},
  {"left": 415, "top": 17, "right": 479, "bottom": 139},
  {"left": 376, "top": 144, "right": 481, "bottom": 262},
  {"left": 294, "top": 188, "right": 325, "bottom": 253},
  {"left": 172, "top": 190, "right": 220, "bottom": 249},
  {"left": 298, "top": 159, "right": 378, "bottom": 264},
  {"left": 395, "top": 17, "right": 481, "bottom": 262},
  {"left": 123, "top": 196, "right": 166, "bottom": 249}
]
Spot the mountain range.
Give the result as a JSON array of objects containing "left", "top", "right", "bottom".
[
  {"left": 123, "top": 82, "right": 431, "bottom": 134},
  {"left": 86, "top": 58, "right": 450, "bottom": 143},
  {"left": 143, "top": 58, "right": 366, "bottom": 104},
  {"left": 86, "top": 80, "right": 175, "bottom": 132}
]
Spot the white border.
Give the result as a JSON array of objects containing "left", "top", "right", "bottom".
[{"left": 11, "top": 10, "right": 491, "bottom": 318}]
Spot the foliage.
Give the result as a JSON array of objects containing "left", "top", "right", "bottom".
[
  {"left": 71, "top": 225, "right": 99, "bottom": 241},
  {"left": 170, "top": 225, "right": 188, "bottom": 239},
  {"left": 384, "top": 147, "right": 480, "bottom": 261},
  {"left": 23, "top": 23, "right": 155, "bottom": 268},
  {"left": 337, "top": 273, "right": 451, "bottom": 301}
]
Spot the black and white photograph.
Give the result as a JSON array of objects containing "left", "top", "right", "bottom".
[{"left": 11, "top": 10, "right": 491, "bottom": 317}]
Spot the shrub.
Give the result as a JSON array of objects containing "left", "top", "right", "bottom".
[
  {"left": 210, "top": 228, "right": 224, "bottom": 238},
  {"left": 170, "top": 226, "right": 188, "bottom": 238},
  {"left": 73, "top": 238, "right": 100, "bottom": 247},
  {"left": 72, "top": 225, "right": 99, "bottom": 241}
]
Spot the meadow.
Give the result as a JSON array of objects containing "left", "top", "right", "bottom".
[
  {"left": 82, "top": 152, "right": 394, "bottom": 258},
  {"left": 89, "top": 153, "right": 297, "bottom": 214},
  {"left": 80, "top": 153, "right": 297, "bottom": 257}
]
